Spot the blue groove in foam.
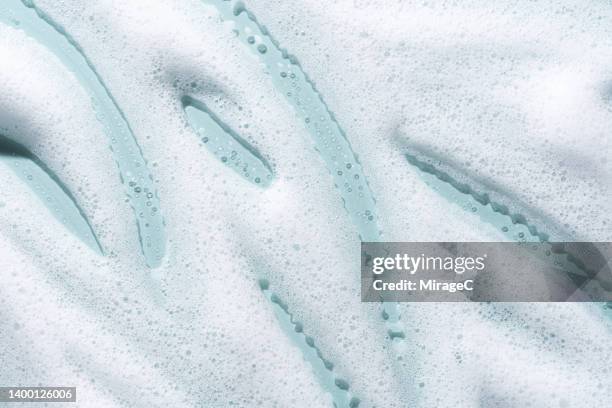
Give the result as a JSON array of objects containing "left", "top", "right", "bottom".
[
  {"left": 405, "top": 152, "right": 610, "bottom": 287},
  {"left": 0, "top": 135, "right": 102, "bottom": 253},
  {"left": 0, "top": 0, "right": 166, "bottom": 267},
  {"left": 182, "top": 95, "right": 274, "bottom": 187},
  {"left": 258, "top": 279, "right": 360, "bottom": 408},
  {"left": 209, "top": 0, "right": 379, "bottom": 240},
  {"left": 201, "top": 1, "right": 409, "bottom": 406}
]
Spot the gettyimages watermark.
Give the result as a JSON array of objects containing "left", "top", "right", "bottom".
[{"left": 361, "top": 242, "right": 612, "bottom": 302}]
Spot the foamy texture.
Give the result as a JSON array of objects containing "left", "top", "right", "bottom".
[
  {"left": 242, "top": 0, "right": 612, "bottom": 243},
  {"left": 0, "top": 0, "right": 611, "bottom": 407}
]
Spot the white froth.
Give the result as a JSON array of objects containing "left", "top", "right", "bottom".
[{"left": 1, "top": 0, "right": 611, "bottom": 407}]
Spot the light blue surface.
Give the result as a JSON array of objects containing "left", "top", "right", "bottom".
[{"left": 183, "top": 96, "right": 274, "bottom": 187}]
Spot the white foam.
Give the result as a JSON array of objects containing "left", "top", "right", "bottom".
[{"left": 1, "top": 0, "right": 611, "bottom": 406}]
